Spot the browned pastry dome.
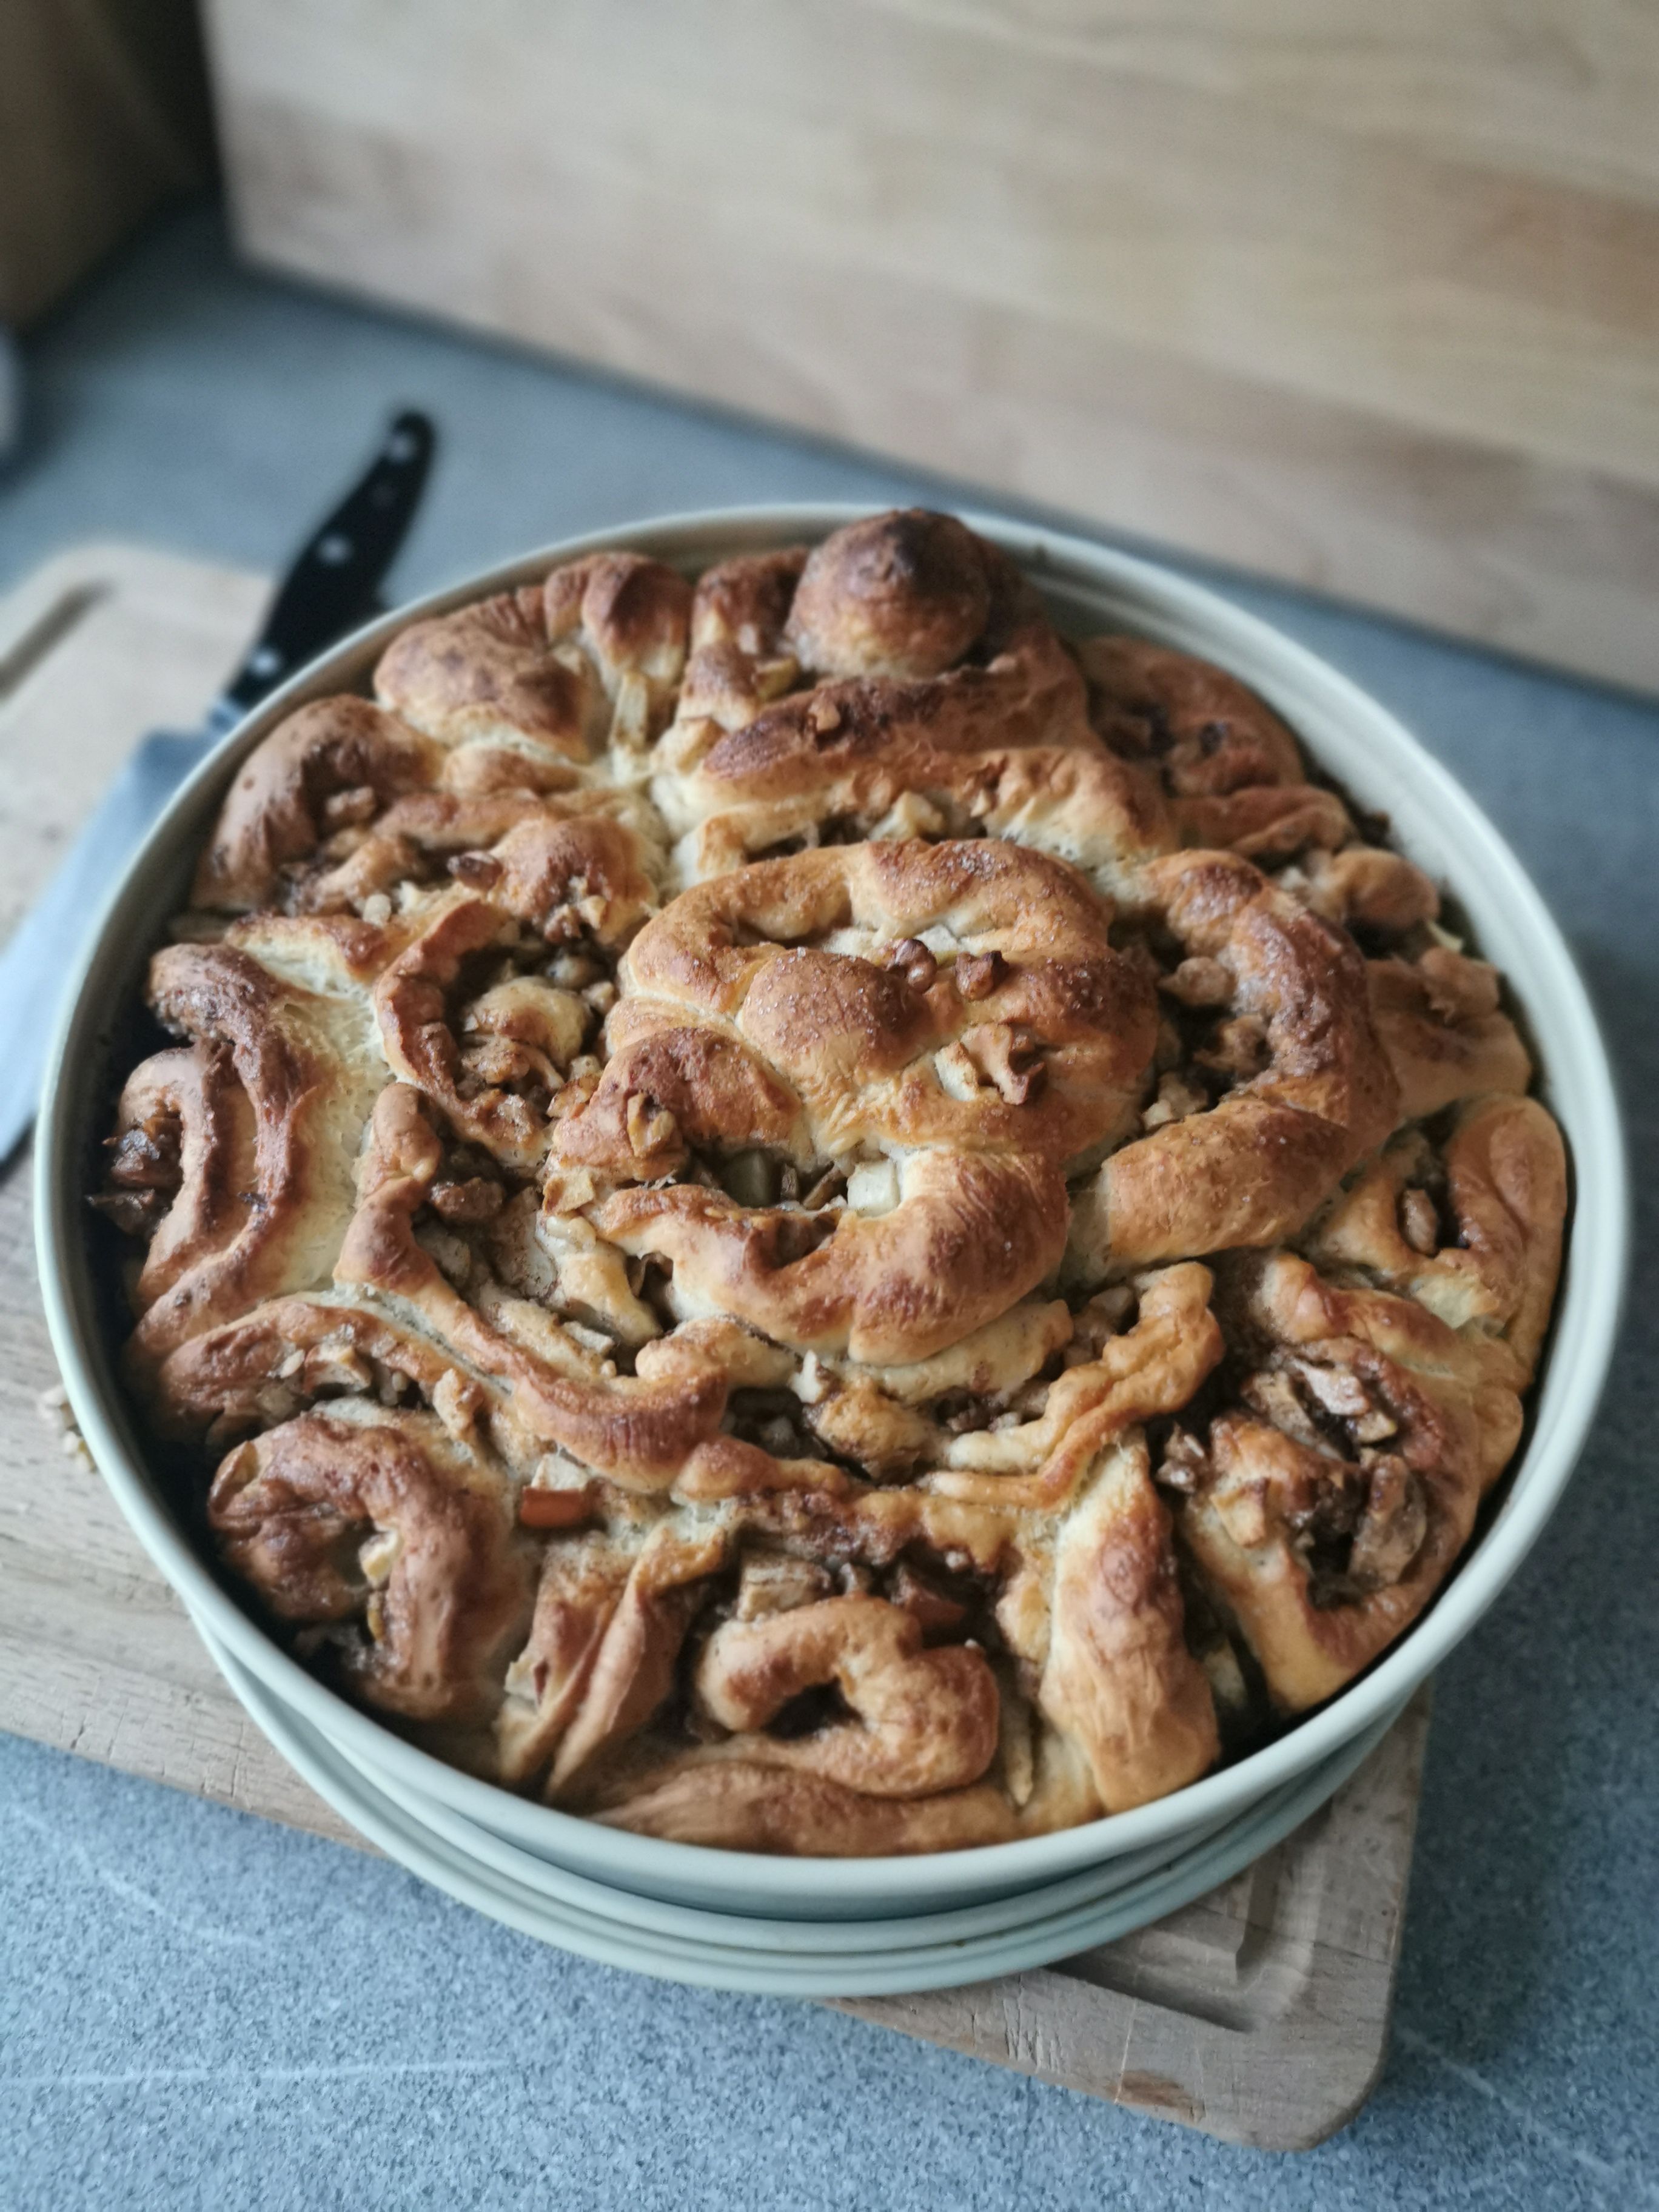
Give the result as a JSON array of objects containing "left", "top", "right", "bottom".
[{"left": 95, "top": 511, "right": 1566, "bottom": 1856}]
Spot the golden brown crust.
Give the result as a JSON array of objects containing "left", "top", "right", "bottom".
[
  {"left": 597, "top": 1152, "right": 1071, "bottom": 1365},
  {"left": 192, "top": 697, "right": 443, "bottom": 913},
  {"left": 1078, "top": 634, "right": 1442, "bottom": 932},
  {"left": 1037, "top": 1439, "right": 1219, "bottom": 1809},
  {"left": 376, "top": 555, "right": 691, "bottom": 763},
  {"left": 655, "top": 514, "right": 1170, "bottom": 896},
  {"left": 691, "top": 1596, "right": 1000, "bottom": 1797},
  {"left": 1166, "top": 1087, "right": 1566, "bottom": 1714},
  {"left": 1067, "top": 851, "right": 1400, "bottom": 1278},
  {"left": 122, "top": 933, "right": 389, "bottom": 1372},
  {"left": 1301, "top": 1094, "right": 1567, "bottom": 1379},
  {"left": 928, "top": 1262, "right": 1224, "bottom": 1507},
  {"left": 1367, "top": 948, "right": 1532, "bottom": 1119},
  {"left": 149, "top": 1084, "right": 731, "bottom": 1489},
  {"left": 98, "top": 1045, "right": 258, "bottom": 1310},
  {"left": 96, "top": 508, "right": 1568, "bottom": 1854},
  {"left": 207, "top": 1405, "right": 534, "bottom": 1723},
  {"left": 592, "top": 1765, "right": 1033, "bottom": 1855},
  {"left": 611, "top": 837, "right": 1156, "bottom": 1153},
  {"left": 1081, "top": 636, "right": 1305, "bottom": 794},
  {"left": 787, "top": 510, "right": 999, "bottom": 681},
  {"left": 545, "top": 1521, "right": 730, "bottom": 1797},
  {"left": 495, "top": 1531, "right": 635, "bottom": 1786},
  {"left": 369, "top": 812, "right": 657, "bottom": 1173},
  {"left": 378, "top": 587, "right": 601, "bottom": 760},
  {"left": 561, "top": 836, "right": 1156, "bottom": 1363},
  {"left": 1176, "top": 1250, "right": 1512, "bottom": 1711}
]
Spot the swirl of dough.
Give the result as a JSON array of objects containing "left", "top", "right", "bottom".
[
  {"left": 1173, "top": 1244, "right": 1547, "bottom": 1711},
  {"left": 121, "top": 925, "right": 390, "bottom": 1372},
  {"left": 1034, "top": 1436, "right": 1220, "bottom": 1810},
  {"left": 193, "top": 696, "right": 443, "bottom": 913},
  {"left": 1079, "top": 635, "right": 1438, "bottom": 933},
  {"left": 1366, "top": 945, "right": 1532, "bottom": 1119},
  {"left": 591, "top": 837, "right": 1153, "bottom": 1159},
  {"left": 692, "top": 1595, "right": 1000, "bottom": 1797},
  {"left": 377, "top": 552, "right": 691, "bottom": 763},
  {"left": 1302, "top": 1093, "right": 1566, "bottom": 1377},
  {"left": 96, "top": 1043, "right": 256, "bottom": 1307},
  {"left": 654, "top": 510, "right": 1169, "bottom": 893},
  {"left": 208, "top": 1403, "right": 534, "bottom": 1723},
  {"left": 147, "top": 1084, "right": 732, "bottom": 1492},
  {"left": 597, "top": 1150, "right": 1070, "bottom": 1367},
  {"left": 561, "top": 837, "right": 1155, "bottom": 1360},
  {"left": 1067, "top": 851, "right": 1400, "bottom": 1280},
  {"left": 372, "top": 812, "right": 658, "bottom": 1172}
]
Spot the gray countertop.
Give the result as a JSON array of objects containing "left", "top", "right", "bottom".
[{"left": 2, "top": 210, "right": 1655, "bottom": 2212}]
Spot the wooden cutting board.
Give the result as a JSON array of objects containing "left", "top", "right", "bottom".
[{"left": 0, "top": 543, "right": 1431, "bottom": 2151}]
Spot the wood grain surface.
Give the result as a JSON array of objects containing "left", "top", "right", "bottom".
[
  {"left": 0, "top": 544, "right": 1432, "bottom": 2149},
  {"left": 199, "top": 0, "right": 1659, "bottom": 691}
]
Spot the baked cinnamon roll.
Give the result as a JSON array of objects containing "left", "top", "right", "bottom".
[{"left": 95, "top": 511, "right": 1567, "bottom": 1852}]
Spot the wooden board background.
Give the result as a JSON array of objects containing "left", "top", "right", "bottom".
[
  {"left": 0, "top": 542, "right": 1433, "bottom": 2151},
  {"left": 198, "top": 0, "right": 1659, "bottom": 693}
]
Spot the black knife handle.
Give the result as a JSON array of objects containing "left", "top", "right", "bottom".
[{"left": 220, "top": 409, "right": 437, "bottom": 714}]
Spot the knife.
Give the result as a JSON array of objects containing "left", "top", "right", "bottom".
[{"left": 0, "top": 408, "right": 437, "bottom": 1165}]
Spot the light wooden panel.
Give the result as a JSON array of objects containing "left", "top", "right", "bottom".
[
  {"left": 881, "top": 4, "right": 1659, "bottom": 207},
  {"left": 198, "top": 0, "right": 1659, "bottom": 692}
]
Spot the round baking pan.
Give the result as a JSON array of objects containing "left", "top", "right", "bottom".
[
  {"left": 300, "top": 1680, "right": 1241, "bottom": 1948},
  {"left": 38, "top": 504, "right": 1627, "bottom": 1929},
  {"left": 195, "top": 1612, "right": 1399, "bottom": 1997}
]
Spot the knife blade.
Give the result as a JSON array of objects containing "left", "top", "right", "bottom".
[{"left": 0, "top": 408, "right": 437, "bottom": 1166}]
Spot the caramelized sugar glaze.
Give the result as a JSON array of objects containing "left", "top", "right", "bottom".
[{"left": 95, "top": 514, "right": 1566, "bottom": 1853}]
